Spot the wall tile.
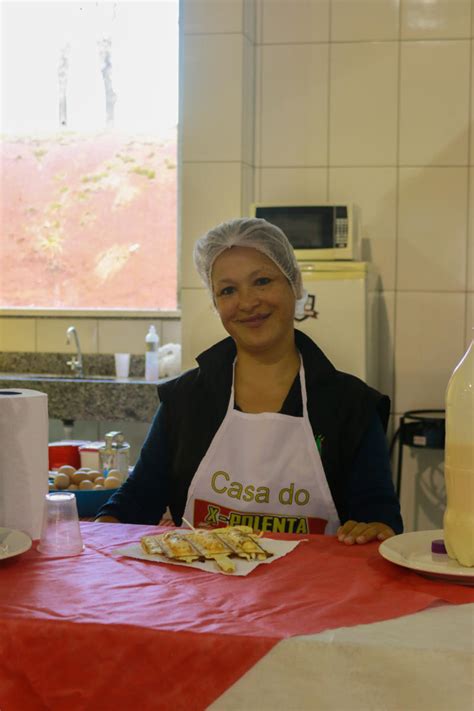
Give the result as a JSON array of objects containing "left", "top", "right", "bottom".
[
  {"left": 241, "top": 163, "right": 255, "bottom": 214},
  {"left": 401, "top": 0, "right": 471, "bottom": 39},
  {"left": 395, "top": 442, "right": 446, "bottom": 533},
  {"left": 468, "top": 167, "right": 474, "bottom": 290},
  {"left": 181, "top": 0, "right": 244, "bottom": 34},
  {"left": 397, "top": 167, "right": 468, "bottom": 291},
  {"left": 162, "top": 319, "right": 182, "bottom": 344},
  {"left": 471, "top": 41, "right": 474, "bottom": 164},
  {"left": 331, "top": 0, "right": 400, "bottom": 41},
  {"left": 466, "top": 292, "right": 474, "bottom": 347},
  {"left": 242, "top": 37, "right": 256, "bottom": 166},
  {"left": 394, "top": 291, "right": 465, "bottom": 413},
  {"left": 329, "top": 42, "right": 398, "bottom": 166},
  {"left": 97, "top": 320, "right": 162, "bottom": 355},
  {"left": 261, "top": 0, "right": 329, "bottom": 43},
  {"left": 36, "top": 319, "right": 98, "bottom": 353},
  {"left": 180, "top": 287, "right": 227, "bottom": 370},
  {"left": 399, "top": 40, "right": 470, "bottom": 166},
  {"left": 329, "top": 167, "right": 397, "bottom": 290},
  {"left": 243, "top": 0, "right": 257, "bottom": 41},
  {"left": 378, "top": 290, "right": 395, "bottom": 403},
  {"left": 181, "top": 34, "right": 244, "bottom": 162},
  {"left": 181, "top": 162, "right": 245, "bottom": 289},
  {"left": 256, "top": 167, "right": 328, "bottom": 202},
  {"left": 0, "top": 318, "right": 36, "bottom": 352},
  {"left": 258, "top": 43, "right": 329, "bottom": 166}
]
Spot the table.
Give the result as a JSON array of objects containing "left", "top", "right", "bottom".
[{"left": 0, "top": 523, "right": 473, "bottom": 711}]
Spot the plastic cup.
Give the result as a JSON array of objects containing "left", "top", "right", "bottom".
[
  {"left": 114, "top": 353, "right": 130, "bottom": 378},
  {"left": 37, "top": 492, "right": 84, "bottom": 557}
]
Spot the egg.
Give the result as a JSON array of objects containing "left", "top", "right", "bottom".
[
  {"left": 79, "top": 479, "right": 94, "bottom": 490},
  {"left": 72, "top": 471, "right": 95, "bottom": 486},
  {"left": 54, "top": 472, "right": 71, "bottom": 490},
  {"left": 58, "top": 465, "right": 76, "bottom": 477},
  {"left": 93, "top": 484, "right": 105, "bottom": 490},
  {"left": 67, "top": 484, "right": 78, "bottom": 490},
  {"left": 94, "top": 477, "right": 105, "bottom": 486},
  {"left": 107, "top": 468, "right": 124, "bottom": 483},
  {"left": 86, "top": 470, "right": 102, "bottom": 481},
  {"left": 104, "top": 476, "right": 121, "bottom": 490}
]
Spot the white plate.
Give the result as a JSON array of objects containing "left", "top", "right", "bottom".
[
  {"left": 0, "top": 527, "right": 32, "bottom": 561},
  {"left": 379, "top": 530, "right": 474, "bottom": 585}
]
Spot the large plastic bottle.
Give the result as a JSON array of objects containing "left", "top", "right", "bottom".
[
  {"left": 443, "top": 334, "right": 474, "bottom": 567},
  {"left": 145, "top": 325, "right": 159, "bottom": 381}
]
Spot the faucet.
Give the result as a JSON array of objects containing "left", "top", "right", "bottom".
[{"left": 66, "top": 326, "right": 84, "bottom": 377}]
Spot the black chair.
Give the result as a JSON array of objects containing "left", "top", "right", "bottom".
[{"left": 390, "top": 410, "right": 446, "bottom": 498}]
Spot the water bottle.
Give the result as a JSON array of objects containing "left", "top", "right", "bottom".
[
  {"left": 145, "top": 325, "right": 159, "bottom": 381},
  {"left": 443, "top": 332, "right": 474, "bottom": 567}
]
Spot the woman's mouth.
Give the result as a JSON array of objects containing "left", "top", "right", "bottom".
[{"left": 238, "top": 313, "right": 270, "bottom": 328}]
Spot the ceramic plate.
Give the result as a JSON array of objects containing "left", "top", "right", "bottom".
[
  {"left": 0, "top": 527, "right": 32, "bottom": 561},
  {"left": 379, "top": 530, "right": 474, "bottom": 585}
]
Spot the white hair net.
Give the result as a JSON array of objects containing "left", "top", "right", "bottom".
[{"left": 193, "top": 217, "right": 305, "bottom": 303}]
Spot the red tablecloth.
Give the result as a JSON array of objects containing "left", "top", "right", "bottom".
[{"left": 1, "top": 522, "right": 473, "bottom": 711}]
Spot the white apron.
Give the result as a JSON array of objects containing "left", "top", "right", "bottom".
[{"left": 182, "top": 360, "right": 340, "bottom": 535}]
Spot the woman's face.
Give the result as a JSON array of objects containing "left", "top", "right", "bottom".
[{"left": 211, "top": 246, "right": 296, "bottom": 355}]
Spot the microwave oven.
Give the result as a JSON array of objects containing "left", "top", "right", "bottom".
[{"left": 249, "top": 203, "right": 358, "bottom": 261}]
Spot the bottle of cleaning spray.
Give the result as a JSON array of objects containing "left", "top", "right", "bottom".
[{"left": 145, "top": 325, "right": 159, "bottom": 381}]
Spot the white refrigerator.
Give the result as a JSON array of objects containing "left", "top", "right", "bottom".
[
  {"left": 181, "top": 261, "right": 379, "bottom": 388},
  {"left": 296, "top": 261, "right": 379, "bottom": 388}
]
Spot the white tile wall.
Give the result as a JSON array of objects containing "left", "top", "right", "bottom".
[
  {"left": 255, "top": 167, "right": 328, "bottom": 203},
  {"left": 329, "top": 42, "right": 398, "bottom": 166},
  {"left": 399, "top": 40, "right": 470, "bottom": 166},
  {"left": 467, "top": 168, "right": 473, "bottom": 291},
  {"left": 181, "top": 0, "right": 246, "bottom": 34},
  {"left": 0, "top": 318, "right": 36, "bottom": 351},
  {"left": 181, "top": 34, "right": 245, "bottom": 162},
  {"left": 397, "top": 167, "right": 468, "bottom": 292},
  {"left": 36, "top": 319, "right": 99, "bottom": 353},
  {"left": 329, "top": 167, "right": 397, "bottom": 290},
  {"left": 331, "top": 0, "right": 400, "bottom": 41},
  {"left": 257, "top": 43, "right": 329, "bottom": 166},
  {"left": 260, "top": 0, "right": 330, "bottom": 43},
  {"left": 378, "top": 290, "right": 396, "bottom": 404},
  {"left": 394, "top": 291, "right": 466, "bottom": 413},
  {"left": 180, "top": 162, "right": 249, "bottom": 288},
  {"left": 400, "top": 0, "right": 471, "bottom": 40},
  {"left": 97, "top": 320, "right": 163, "bottom": 354}
]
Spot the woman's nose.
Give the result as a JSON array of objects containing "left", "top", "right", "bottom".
[{"left": 238, "top": 286, "right": 260, "bottom": 311}]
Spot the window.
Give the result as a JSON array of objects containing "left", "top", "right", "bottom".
[{"left": 0, "top": 1, "right": 179, "bottom": 311}]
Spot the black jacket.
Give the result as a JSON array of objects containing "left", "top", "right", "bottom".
[
  {"left": 99, "top": 330, "right": 402, "bottom": 531},
  {"left": 158, "top": 330, "right": 391, "bottom": 525}
]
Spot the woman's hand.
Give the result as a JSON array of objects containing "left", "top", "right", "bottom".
[
  {"left": 95, "top": 515, "right": 120, "bottom": 523},
  {"left": 337, "top": 520, "right": 395, "bottom": 545}
]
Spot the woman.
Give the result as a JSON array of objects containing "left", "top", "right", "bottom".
[{"left": 97, "top": 218, "right": 403, "bottom": 544}]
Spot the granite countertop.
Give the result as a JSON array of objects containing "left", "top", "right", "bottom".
[{"left": 0, "top": 353, "right": 167, "bottom": 422}]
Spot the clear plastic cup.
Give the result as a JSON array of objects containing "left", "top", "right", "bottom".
[
  {"left": 37, "top": 492, "right": 84, "bottom": 557},
  {"left": 114, "top": 353, "right": 130, "bottom": 378}
]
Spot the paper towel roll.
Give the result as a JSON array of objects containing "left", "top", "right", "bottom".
[{"left": 0, "top": 389, "right": 49, "bottom": 539}]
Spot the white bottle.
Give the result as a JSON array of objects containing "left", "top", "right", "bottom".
[
  {"left": 145, "top": 325, "right": 160, "bottom": 381},
  {"left": 443, "top": 334, "right": 474, "bottom": 567}
]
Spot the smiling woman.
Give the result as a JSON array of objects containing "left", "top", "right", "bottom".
[
  {"left": 96, "top": 217, "right": 403, "bottom": 544},
  {"left": 0, "top": 1, "right": 179, "bottom": 311}
]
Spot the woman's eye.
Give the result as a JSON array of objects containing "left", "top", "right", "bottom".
[
  {"left": 255, "top": 277, "right": 271, "bottom": 286},
  {"left": 218, "top": 285, "right": 235, "bottom": 297}
]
